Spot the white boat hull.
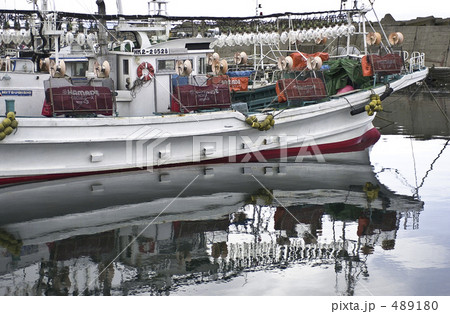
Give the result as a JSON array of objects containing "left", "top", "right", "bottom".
[{"left": 0, "top": 69, "right": 428, "bottom": 184}]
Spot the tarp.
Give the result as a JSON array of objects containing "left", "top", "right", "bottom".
[
  {"left": 42, "top": 86, "right": 113, "bottom": 117},
  {"left": 227, "top": 70, "right": 254, "bottom": 77},
  {"left": 290, "top": 52, "right": 329, "bottom": 71},
  {"left": 172, "top": 75, "right": 189, "bottom": 87},
  {"left": 208, "top": 75, "right": 249, "bottom": 92},
  {"left": 323, "top": 58, "right": 372, "bottom": 96},
  {"left": 171, "top": 84, "right": 231, "bottom": 113}
]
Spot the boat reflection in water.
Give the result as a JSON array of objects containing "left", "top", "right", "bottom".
[{"left": 0, "top": 148, "right": 423, "bottom": 296}]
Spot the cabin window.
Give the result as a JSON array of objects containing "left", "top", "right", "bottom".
[
  {"left": 158, "top": 59, "right": 176, "bottom": 72},
  {"left": 198, "top": 57, "right": 206, "bottom": 74},
  {"left": 71, "top": 62, "right": 88, "bottom": 77},
  {"left": 123, "top": 59, "right": 129, "bottom": 75}
]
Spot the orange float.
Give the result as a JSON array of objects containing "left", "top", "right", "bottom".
[
  {"left": 289, "top": 52, "right": 329, "bottom": 71},
  {"left": 361, "top": 55, "right": 373, "bottom": 77}
]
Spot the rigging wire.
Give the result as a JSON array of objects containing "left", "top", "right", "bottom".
[
  {"left": 406, "top": 87, "right": 420, "bottom": 198},
  {"left": 417, "top": 139, "right": 450, "bottom": 191},
  {"left": 409, "top": 136, "right": 419, "bottom": 198},
  {"left": 423, "top": 81, "right": 450, "bottom": 123},
  {"left": 73, "top": 0, "right": 121, "bottom": 44}
]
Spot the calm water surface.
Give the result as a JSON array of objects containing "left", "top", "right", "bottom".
[{"left": 1, "top": 89, "right": 449, "bottom": 296}]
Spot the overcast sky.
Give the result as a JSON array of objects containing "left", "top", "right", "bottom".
[{"left": 5, "top": 0, "right": 450, "bottom": 21}]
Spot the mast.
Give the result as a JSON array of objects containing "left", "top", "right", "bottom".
[
  {"left": 254, "top": 0, "right": 262, "bottom": 71},
  {"left": 41, "top": 0, "right": 49, "bottom": 12},
  {"left": 116, "top": 0, "right": 124, "bottom": 15},
  {"left": 96, "top": 0, "right": 108, "bottom": 56}
]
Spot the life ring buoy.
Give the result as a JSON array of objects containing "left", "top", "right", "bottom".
[
  {"left": 361, "top": 55, "right": 373, "bottom": 77},
  {"left": 137, "top": 62, "right": 154, "bottom": 81}
]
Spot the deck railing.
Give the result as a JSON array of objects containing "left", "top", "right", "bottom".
[{"left": 409, "top": 52, "right": 426, "bottom": 73}]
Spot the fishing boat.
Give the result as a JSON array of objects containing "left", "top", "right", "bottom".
[{"left": 0, "top": 0, "right": 428, "bottom": 184}]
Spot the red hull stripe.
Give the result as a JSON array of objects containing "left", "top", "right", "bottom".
[{"left": 0, "top": 128, "right": 380, "bottom": 186}]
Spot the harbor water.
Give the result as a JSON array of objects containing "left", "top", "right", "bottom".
[{"left": 0, "top": 86, "right": 449, "bottom": 296}]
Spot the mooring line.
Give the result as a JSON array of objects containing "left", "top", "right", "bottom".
[{"left": 423, "top": 81, "right": 450, "bottom": 123}]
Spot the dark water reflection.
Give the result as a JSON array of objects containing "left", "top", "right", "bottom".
[
  {"left": 1, "top": 88, "right": 449, "bottom": 296},
  {"left": 375, "top": 86, "right": 450, "bottom": 138}
]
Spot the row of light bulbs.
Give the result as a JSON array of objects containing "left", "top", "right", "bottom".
[
  {"left": 0, "top": 29, "right": 32, "bottom": 45},
  {"left": 210, "top": 24, "right": 356, "bottom": 48},
  {"left": 0, "top": 27, "right": 99, "bottom": 48},
  {"left": 61, "top": 32, "right": 98, "bottom": 47}
]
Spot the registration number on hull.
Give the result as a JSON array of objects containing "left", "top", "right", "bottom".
[{"left": 133, "top": 48, "right": 170, "bottom": 55}]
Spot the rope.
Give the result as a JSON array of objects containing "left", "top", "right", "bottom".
[
  {"left": 407, "top": 84, "right": 450, "bottom": 198},
  {"left": 409, "top": 135, "right": 419, "bottom": 197},
  {"left": 374, "top": 114, "right": 395, "bottom": 124}
]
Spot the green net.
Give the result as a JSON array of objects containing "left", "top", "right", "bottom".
[{"left": 324, "top": 58, "right": 372, "bottom": 95}]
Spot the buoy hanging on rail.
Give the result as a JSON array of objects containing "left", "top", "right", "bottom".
[
  {"left": 212, "top": 59, "right": 228, "bottom": 75},
  {"left": 207, "top": 52, "right": 220, "bottom": 66},
  {"left": 366, "top": 32, "right": 382, "bottom": 46},
  {"left": 277, "top": 56, "right": 286, "bottom": 71},
  {"left": 277, "top": 56, "right": 293, "bottom": 71},
  {"left": 388, "top": 32, "right": 404, "bottom": 45},
  {"left": 94, "top": 60, "right": 111, "bottom": 78},
  {"left": 50, "top": 60, "right": 66, "bottom": 78},
  {"left": 176, "top": 59, "right": 192, "bottom": 76},
  {"left": 364, "top": 94, "right": 383, "bottom": 116},
  {"left": 245, "top": 115, "right": 275, "bottom": 131},
  {"left": 234, "top": 51, "right": 248, "bottom": 65},
  {"left": 285, "top": 56, "right": 293, "bottom": 70},
  {"left": 219, "top": 59, "right": 228, "bottom": 74},
  {"left": 0, "top": 112, "right": 19, "bottom": 141},
  {"left": 306, "top": 56, "right": 322, "bottom": 71}
]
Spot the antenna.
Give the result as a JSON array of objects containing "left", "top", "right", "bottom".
[
  {"left": 256, "top": 0, "right": 262, "bottom": 16},
  {"left": 149, "top": 0, "right": 169, "bottom": 15},
  {"left": 116, "top": 0, "right": 124, "bottom": 15}
]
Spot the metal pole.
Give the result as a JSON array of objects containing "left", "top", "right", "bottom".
[
  {"left": 254, "top": 0, "right": 259, "bottom": 72},
  {"left": 362, "top": 13, "right": 367, "bottom": 55},
  {"left": 346, "top": 12, "right": 351, "bottom": 55}
]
